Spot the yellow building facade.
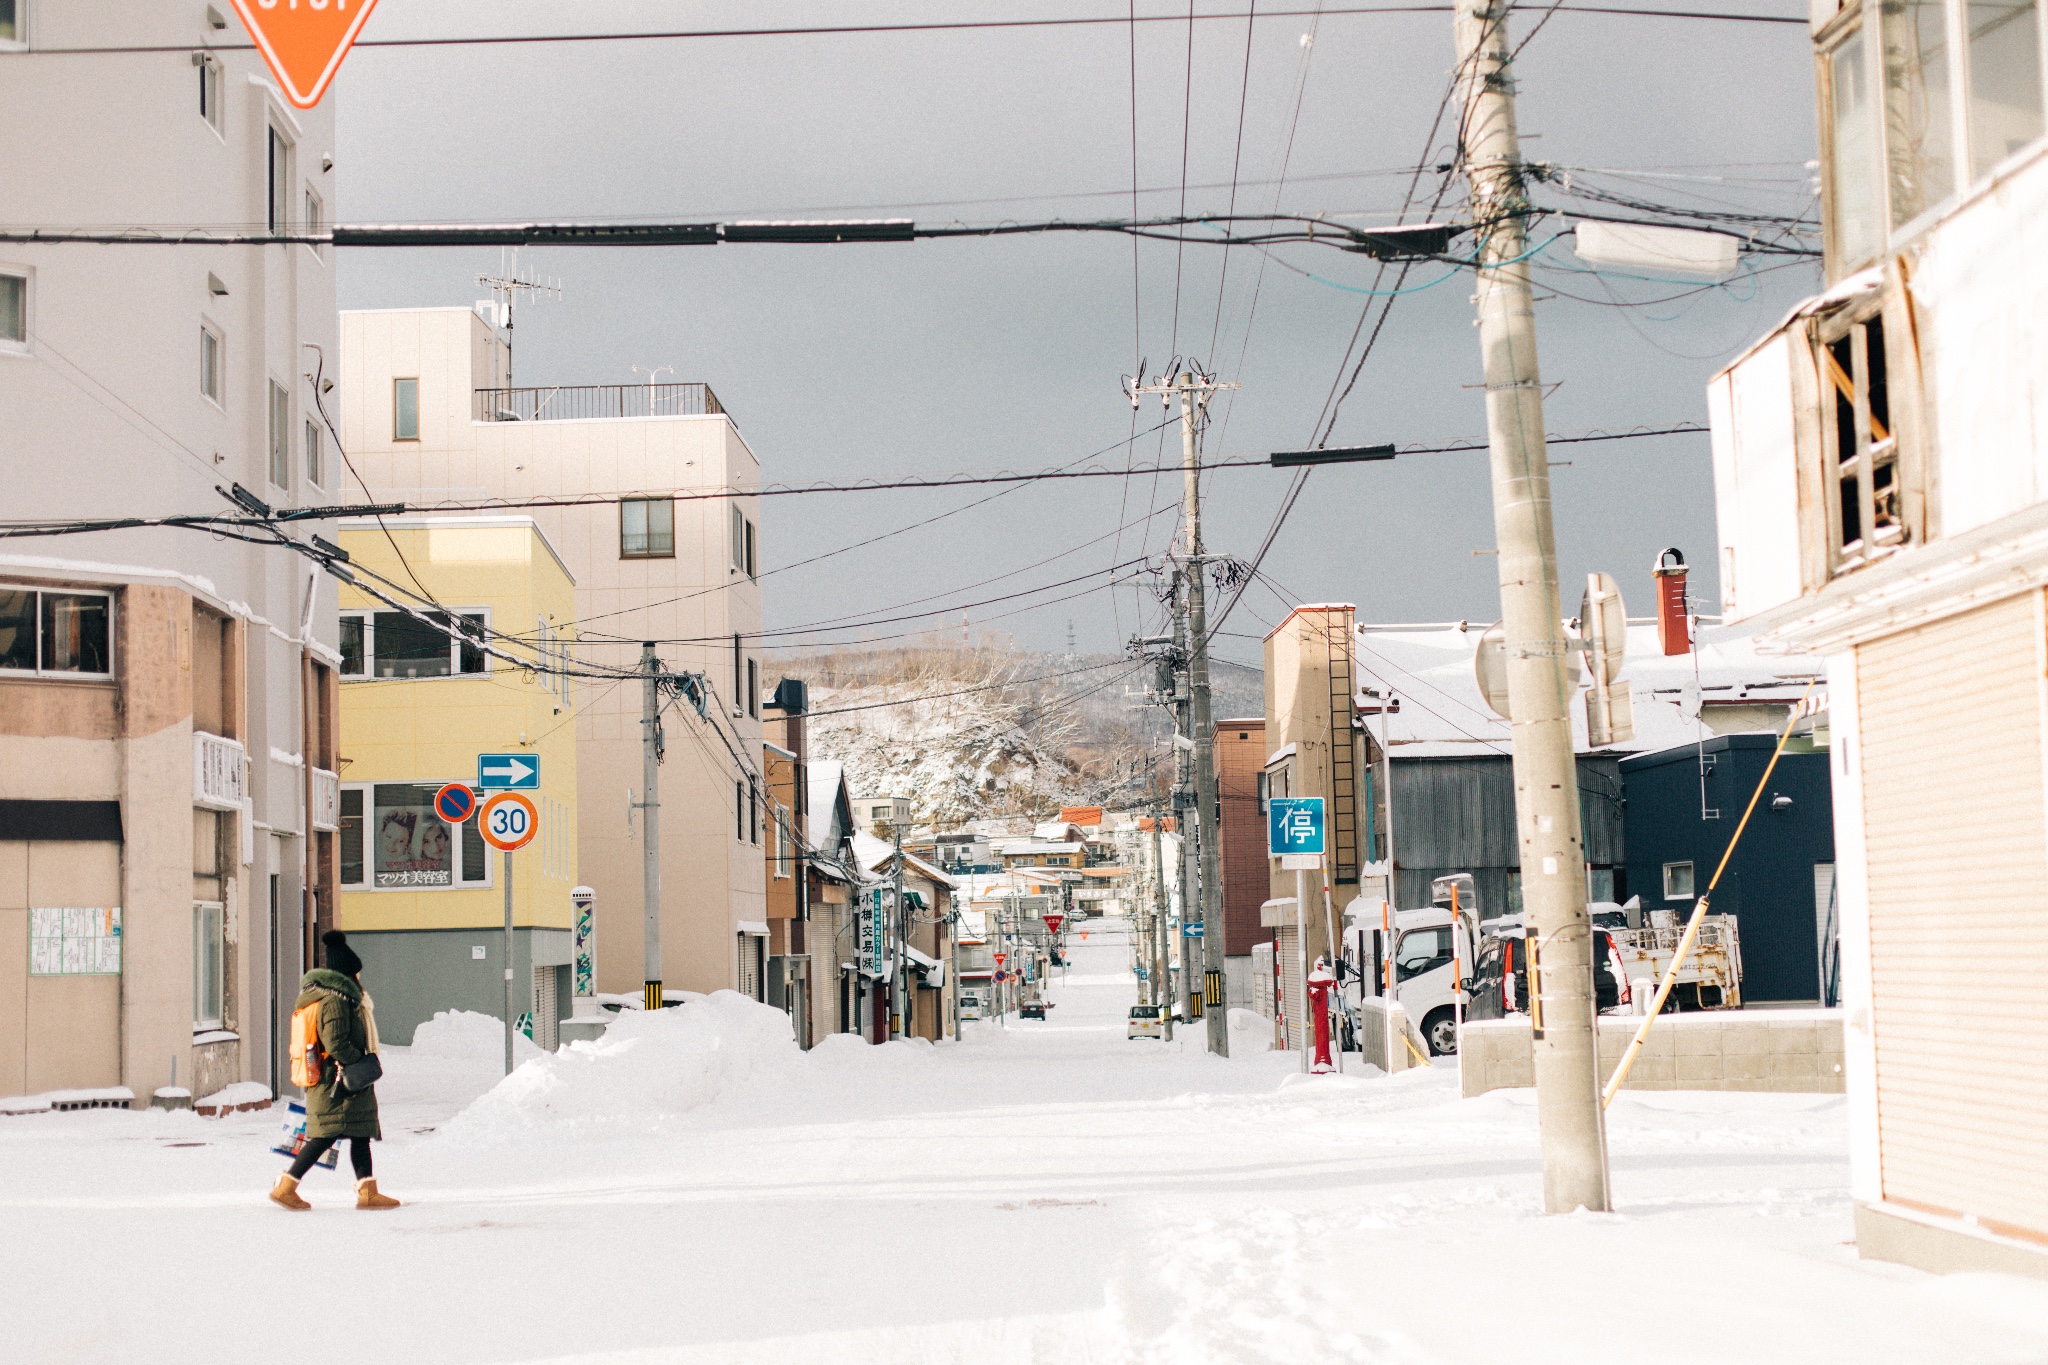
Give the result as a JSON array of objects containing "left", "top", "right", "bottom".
[{"left": 335, "top": 517, "right": 580, "bottom": 1048}]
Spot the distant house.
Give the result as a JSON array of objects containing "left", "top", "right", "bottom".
[{"left": 1621, "top": 736, "right": 1835, "bottom": 1004}]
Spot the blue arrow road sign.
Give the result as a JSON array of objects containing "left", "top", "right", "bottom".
[
  {"left": 1267, "top": 796, "right": 1326, "bottom": 856},
  {"left": 1184, "top": 922, "right": 1204, "bottom": 938},
  {"left": 477, "top": 753, "right": 540, "bottom": 790}
]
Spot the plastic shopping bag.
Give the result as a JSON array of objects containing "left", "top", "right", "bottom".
[{"left": 271, "top": 1100, "right": 339, "bottom": 1170}]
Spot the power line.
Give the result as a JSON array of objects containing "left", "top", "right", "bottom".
[
  {"left": 0, "top": 422, "right": 1711, "bottom": 539},
  {"left": 15, "top": 7, "right": 1812, "bottom": 57}
]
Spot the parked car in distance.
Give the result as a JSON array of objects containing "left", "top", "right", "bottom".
[
  {"left": 1464, "top": 926, "right": 1633, "bottom": 1023},
  {"left": 1020, "top": 1002, "right": 1047, "bottom": 1020},
  {"left": 958, "top": 991, "right": 985, "bottom": 1021},
  {"left": 1127, "top": 1004, "right": 1164, "bottom": 1040}
]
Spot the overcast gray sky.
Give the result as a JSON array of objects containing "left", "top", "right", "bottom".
[{"left": 334, "top": 1, "right": 1819, "bottom": 671}]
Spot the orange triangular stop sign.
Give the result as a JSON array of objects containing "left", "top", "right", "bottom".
[{"left": 229, "top": 0, "right": 381, "bottom": 110}]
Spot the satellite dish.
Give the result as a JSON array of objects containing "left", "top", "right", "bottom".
[
  {"left": 1474, "top": 620, "right": 1582, "bottom": 721},
  {"left": 1579, "top": 572, "right": 1628, "bottom": 685}
]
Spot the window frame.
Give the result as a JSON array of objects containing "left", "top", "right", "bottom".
[
  {"left": 1821, "top": 0, "right": 2048, "bottom": 278},
  {"left": 337, "top": 607, "right": 492, "bottom": 681},
  {"left": 1806, "top": 282, "right": 1928, "bottom": 581},
  {"left": 0, "top": 583, "right": 116, "bottom": 680},
  {"left": 198, "top": 53, "right": 224, "bottom": 136},
  {"left": 392, "top": 376, "right": 420, "bottom": 441},
  {"left": 0, "top": 0, "right": 26, "bottom": 51},
  {"left": 193, "top": 900, "right": 225, "bottom": 1030},
  {"left": 0, "top": 267, "right": 27, "bottom": 355},
  {"left": 305, "top": 416, "right": 324, "bottom": 489},
  {"left": 1663, "top": 860, "right": 1697, "bottom": 901},
  {"left": 266, "top": 124, "right": 290, "bottom": 235},
  {"left": 268, "top": 379, "right": 291, "bottom": 490},
  {"left": 338, "top": 781, "right": 496, "bottom": 892},
  {"left": 619, "top": 496, "right": 676, "bottom": 559},
  {"left": 302, "top": 184, "right": 324, "bottom": 260},
  {"left": 732, "top": 503, "right": 746, "bottom": 572},
  {"left": 200, "top": 321, "right": 225, "bottom": 406}
]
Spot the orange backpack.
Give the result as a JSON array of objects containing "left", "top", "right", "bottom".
[{"left": 289, "top": 1002, "right": 326, "bottom": 1089}]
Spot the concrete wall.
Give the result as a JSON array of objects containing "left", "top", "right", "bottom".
[
  {"left": 1460, "top": 1009, "right": 1847, "bottom": 1098},
  {"left": 349, "top": 926, "right": 571, "bottom": 1046},
  {"left": 1356, "top": 997, "right": 1425, "bottom": 1076}
]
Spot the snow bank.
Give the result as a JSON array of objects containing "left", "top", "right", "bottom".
[
  {"left": 1227, "top": 1007, "right": 1273, "bottom": 1054},
  {"left": 409, "top": 1008, "right": 546, "bottom": 1066},
  {"left": 444, "top": 993, "right": 798, "bottom": 1138}
]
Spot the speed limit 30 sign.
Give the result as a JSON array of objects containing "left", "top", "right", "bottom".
[{"left": 479, "top": 791, "right": 539, "bottom": 853}]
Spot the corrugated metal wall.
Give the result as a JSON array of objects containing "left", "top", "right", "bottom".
[
  {"left": 1388, "top": 755, "right": 1624, "bottom": 914},
  {"left": 1858, "top": 591, "right": 2048, "bottom": 1241}
]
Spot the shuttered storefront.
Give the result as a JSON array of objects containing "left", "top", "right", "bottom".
[
  {"left": 1857, "top": 590, "right": 2048, "bottom": 1242},
  {"left": 1276, "top": 924, "right": 1305, "bottom": 1051}
]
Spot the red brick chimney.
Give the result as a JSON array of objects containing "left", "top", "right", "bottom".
[{"left": 1653, "top": 548, "right": 1690, "bottom": 655}]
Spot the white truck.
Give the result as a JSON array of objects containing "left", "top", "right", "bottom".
[{"left": 1340, "top": 880, "right": 1481, "bottom": 1058}]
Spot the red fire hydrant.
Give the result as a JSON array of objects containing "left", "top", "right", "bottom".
[{"left": 1307, "top": 957, "right": 1338, "bottom": 1075}]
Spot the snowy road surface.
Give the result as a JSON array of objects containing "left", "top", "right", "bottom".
[{"left": 3, "top": 918, "right": 2045, "bottom": 1365}]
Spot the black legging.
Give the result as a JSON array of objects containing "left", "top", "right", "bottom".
[{"left": 289, "top": 1136, "right": 373, "bottom": 1181}]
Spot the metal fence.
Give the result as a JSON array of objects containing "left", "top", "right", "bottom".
[{"left": 473, "top": 382, "right": 726, "bottom": 423}]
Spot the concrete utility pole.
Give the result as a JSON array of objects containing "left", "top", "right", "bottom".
[
  {"left": 639, "top": 642, "right": 664, "bottom": 1014},
  {"left": 1453, "top": 0, "right": 1611, "bottom": 1213},
  {"left": 1150, "top": 804, "right": 1174, "bottom": 1042},
  {"left": 891, "top": 822, "right": 906, "bottom": 1038}
]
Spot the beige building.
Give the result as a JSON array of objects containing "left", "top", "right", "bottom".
[
  {"left": 1709, "top": 0, "right": 2048, "bottom": 1278},
  {"left": 340, "top": 308, "right": 765, "bottom": 999},
  {"left": 0, "top": 3, "right": 341, "bottom": 1109}
]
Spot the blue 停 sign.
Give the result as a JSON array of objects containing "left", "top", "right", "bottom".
[
  {"left": 477, "top": 753, "right": 540, "bottom": 790},
  {"left": 1267, "top": 796, "right": 1326, "bottom": 856}
]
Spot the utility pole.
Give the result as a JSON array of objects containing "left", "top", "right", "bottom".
[
  {"left": 639, "top": 642, "right": 664, "bottom": 1014},
  {"left": 1132, "top": 366, "right": 1237, "bottom": 1055},
  {"left": 1453, "top": 0, "right": 1610, "bottom": 1213},
  {"left": 1151, "top": 801, "right": 1173, "bottom": 1042},
  {"left": 891, "top": 821, "right": 906, "bottom": 1039}
]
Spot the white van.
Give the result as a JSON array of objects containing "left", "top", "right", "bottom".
[{"left": 1342, "top": 906, "right": 1473, "bottom": 1057}]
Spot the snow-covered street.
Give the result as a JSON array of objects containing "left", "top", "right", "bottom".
[{"left": 3, "top": 919, "right": 2043, "bottom": 1365}]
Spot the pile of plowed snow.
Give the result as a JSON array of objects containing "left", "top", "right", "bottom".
[{"left": 443, "top": 992, "right": 801, "bottom": 1138}]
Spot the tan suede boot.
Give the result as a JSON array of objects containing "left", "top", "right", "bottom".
[
  {"left": 355, "top": 1178, "right": 400, "bottom": 1210},
  {"left": 269, "top": 1174, "right": 311, "bottom": 1210}
]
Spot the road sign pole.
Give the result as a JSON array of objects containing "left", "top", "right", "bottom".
[{"left": 503, "top": 849, "right": 515, "bottom": 1075}]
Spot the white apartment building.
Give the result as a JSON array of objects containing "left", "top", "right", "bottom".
[
  {"left": 0, "top": 3, "right": 341, "bottom": 1107},
  {"left": 1709, "top": 0, "right": 2048, "bottom": 1277},
  {"left": 340, "top": 307, "right": 767, "bottom": 998}
]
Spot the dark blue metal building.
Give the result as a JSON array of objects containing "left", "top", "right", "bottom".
[{"left": 1620, "top": 734, "right": 1835, "bottom": 1004}]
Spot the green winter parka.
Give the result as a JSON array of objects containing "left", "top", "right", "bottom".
[{"left": 296, "top": 968, "right": 382, "bottom": 1140}]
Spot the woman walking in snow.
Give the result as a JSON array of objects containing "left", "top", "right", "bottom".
[{"left": 269, "top": 930, "right": 400, "bottom": 1211}]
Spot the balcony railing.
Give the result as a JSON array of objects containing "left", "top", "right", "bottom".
[
  {"left": 473, "top": 382, "right": 726, "bottom": 423},
  {"left": 311, "top": 767, "right": 341, "bottom": 833},
  {"left": 192, "top": 732, "right": 249, "bottom": 812}
]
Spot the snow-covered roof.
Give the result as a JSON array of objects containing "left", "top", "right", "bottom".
[
  {"left": 850, "top": 830, "right": 960, "bottom": 887},
  {"left": 807, "top": 761, "right": 849, "bottom": 853},
  {"left": 1001, "top": 842, "right": 1084, "bottom": 855},
  {"left": 1351, "top": 623, "right": 1822, "bottom": 759}
]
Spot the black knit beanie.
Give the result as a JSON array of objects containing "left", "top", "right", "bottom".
[{"left": 322, "top": 929, "right": 363, "bottom": 978}]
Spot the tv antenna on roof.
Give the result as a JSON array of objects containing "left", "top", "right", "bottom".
[{"left": 476, "top": 248, "right": 561, "bottom": 394}]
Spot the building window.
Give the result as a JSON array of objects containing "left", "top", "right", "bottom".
[
  {"left": 1663, "top": 861, "right": 1696, "bottom": 901},
  {"left": 732, "top": 633, "right": 743, "bottom": 714},
  {"left": 303, "top": 187, "right": 324, "bottom": 257},
  {"left": 337, "top": 609, "right": 489, "bottom": 679},
  {"left": 1819, "top": 302, "right": 1903, "bottom": 566},
  {"left": 736, "top": 780, "right": 746, "bottom": 841},
  {"left": 193, "top": 902, "right": 225, "bottom": 1029},
  {"left": 338, "top": 782, "right": 491, "bottom": 890},
  {"left": 1827, "top": 0, "right": 2046, "bottom": 275},
  {"left": 620, "top": 497, "right": 674, "bottom": 558},
  {"left": 1825, "top": 24, "right": 1886, "bottom": 271},
  {"left": 198, "top": 54, "right": 222, "bottom": 133},
  {"left": 749, "top": 775, "right": 760, "bottom": 845},
  {"left": 774, "top": 810, "right": 792, "bottom": 878},
  {"left": 0, "top": 270, "right": 24, "bottom": 352},
  {"left": 266, "top": 126, "right": 289, "bottom": 234},
  {"left": 732, "top": 504, "right": 745, "bottom": 572},
  {"left": 747, "top": 656, "right": 759, "bottom": 718},
  {"left": 0, "top": 586, "right": 112, "bottom": 676},
  {"left": 393, "top": 377, "right": 419, "bottom": 440},
  {"left": 305, "top": 417, "right": 324, "bottom": 488},
  {"left": 0, "top": 0, "right": 23, "bottom": 46},
  {"left": 268, "top": 380, "right": 290, "bottom": 489},
  {"left": 200, "top": 324, "right": 224, "bottom": 404},
  {"left": 745, "top": 517, "right": 757, "bottom": 579}
]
